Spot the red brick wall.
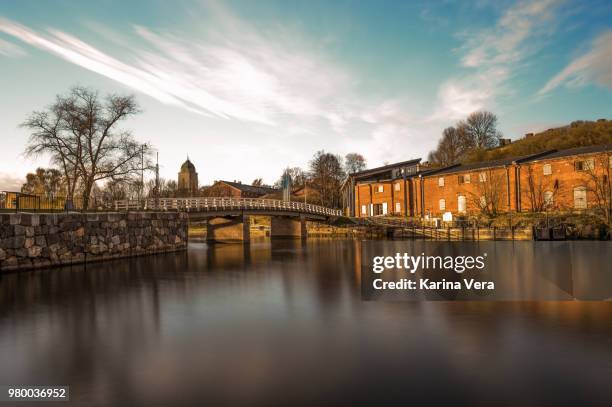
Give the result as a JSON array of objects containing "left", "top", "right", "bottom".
[
  {"left": 422, "top": 167, "right": 512, "bottom": 217},
  {"left": 518, "top": 152, "right": 611, "bottom": 211}
]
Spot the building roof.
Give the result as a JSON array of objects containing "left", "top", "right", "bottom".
[
  {"left": 422, "top": 151, "right": 555, "bottom": 177},
  {"left": 217, "top": 180, "right": 278, "bottom": 195},
  {"left": 421, "top": 144, "right": 611, "bottom": 177},
  {"left": 531, "top": 143, "right": 612, "bottom": 161},
  {"left": 350, "top": 158, "right": 422, "bottom": 181},
  {"left": 180, "top": 159, "right": 196, "bottom": 172}
]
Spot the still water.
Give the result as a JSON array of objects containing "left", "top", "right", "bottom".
[{"left": 1, "top": 239, "right": 612, "bottom": 406}]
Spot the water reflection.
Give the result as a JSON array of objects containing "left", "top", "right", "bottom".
[{"left": 0, "top": 240, "right": 611, "bottom": 406}]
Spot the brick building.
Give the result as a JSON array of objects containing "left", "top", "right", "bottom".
[
  {"left": 345, "top": 144, "right": 611, "bottom": 218},
  {"left": 342, "top": 159, "right": 424, "bottom": 217},
  {"left": 205, "top": 180, "right": 277, "bottom": 198}
]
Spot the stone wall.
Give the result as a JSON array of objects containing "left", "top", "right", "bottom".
[{"left": 0, "top": 212, "right": 188, "bottom": 272}]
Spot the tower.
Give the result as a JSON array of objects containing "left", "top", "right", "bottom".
[{"left": 178, "top": 157, "right": 199, "bottom": 196}]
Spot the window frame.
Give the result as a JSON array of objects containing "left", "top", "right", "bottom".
[
  {"left": 573, "top": 186, "right": 587, "bottom": 209},
  {"left": 575, "top": 159, "right": 594, "bottom": 172},
  {"left": 544, "top": 190, "right": 554, "bottom": 206}
]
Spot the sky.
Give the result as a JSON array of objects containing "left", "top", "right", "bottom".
[{"left": 0, "top": 0, "right": 611, "bottom": 190}]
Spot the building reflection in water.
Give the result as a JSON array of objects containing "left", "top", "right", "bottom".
[{"left": 0, "top": 240, "right": 611, "bottom": 405}]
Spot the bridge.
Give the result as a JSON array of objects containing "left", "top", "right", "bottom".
[{"left": 113, "top": 197, "right": 344, "bottom": 242}]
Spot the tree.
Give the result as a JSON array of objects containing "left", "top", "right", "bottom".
[
  {"left": 458, "top": 111, "right": 502, "bottom": 150},
  {"left": 468, "top": 169, "right": 505, "bottom": 216},
  {"left": 584, "top": 153, "right": 612, "bottom": 224},
  {"left": 524, "top": 166, "right": 560, "bottom": 212},
  {"left": 274, "top": 167, "right": 307, "bottom": 189},
  {"left": 344, "top": 153, "right": 367, "bottom": 174},
  {"left": 21, "top": 167, "right": 65, "bottom": 197},
  {"left": 428, "top": 127, "right": 468, "bottom": 165},
  {"left": 309, "top": 150, "right": 345, "bottom": 208},
  {"left": 22, "top": 86, "right": 152, "bottom": 209},
  {"left": 251, "top": 178, "right": 263, "bottom": 187}
]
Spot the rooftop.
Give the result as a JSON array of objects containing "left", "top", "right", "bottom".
[
  {"left": 217, "top": 180, "right": 278, "bottom": 195},
  {"left": 422, "top": 143, "right": 612, "bottom": 177}
]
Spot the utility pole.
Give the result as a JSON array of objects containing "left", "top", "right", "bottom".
[
  {"left": 140, "top": 144, "right": 145, "bottom": 206},
  {"left": 155, "top": 152, "right": 160, "bottom": 207}
]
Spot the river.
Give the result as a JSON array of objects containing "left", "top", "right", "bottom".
[{"left": 0, "top": 239, "right": 611, "bottom": 406}]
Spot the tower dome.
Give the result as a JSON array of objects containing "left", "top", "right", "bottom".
[{"left": 181, "top": 159, "right": 196, "bottom": 171}]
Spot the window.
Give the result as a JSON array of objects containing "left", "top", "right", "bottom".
[
  {"left": 458, "top": 195, "right": 467, "bottom": 213},
  {"left": 575, "top": 159, "right": 594, "bottom": 171},
  {"left": 544, "top": 191, "right": 553, "bottom": 206},
  {"left": 361, "top": 205, "right": 367, "bottom": 215},
  {"left": 573, "top": 187, "right": 587, "bottom": 209},
  {"left": 543, "top": 164, "right": 552, "bottom": 175},
  {"left": 479, "top": 196, "right": 487, "bottom": 209},
  {"left": 439, "top": 199, "right": 445, "bottom": 211},
  {"left": 458, "top": 174, "right": 470, "bottom": 184},
  {"left": 394, "top": 183, "right": 400, "bottom": 191},
  {"left": 376, "top": 185, "right": 384, "bottom": 193},
  {"left": 609, "top": 155, "right": 612, "bottom": 168},
  {"left": 479, "top": 172, "right": 487, "bottom": 182},
  {"left": 438, "top": 177, "right": 445, "bottom": 187},
  {"left": 395, "top": 202, "right": 401, "bottom": 213}
]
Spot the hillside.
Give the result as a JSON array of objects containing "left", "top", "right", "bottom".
[{"left": 465, "top": 119, "right": 612, "bottom": 162}]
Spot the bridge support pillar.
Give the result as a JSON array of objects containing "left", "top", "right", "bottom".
[
  {"left": 207, "top": 215, "right": 250, "bottom": 243},
  {"left": 270, "top": 215, "right": 306, "bottom": 239}
]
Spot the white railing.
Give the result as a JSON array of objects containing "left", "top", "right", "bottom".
[{"left": 113, "top": 197, "right": 342, "bottom": 217}]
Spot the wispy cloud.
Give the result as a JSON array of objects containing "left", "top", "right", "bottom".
[
  {"left": 0, "top": 7, "right": 426, "bottom": 168},
  {"left": 0, "top": 37, "right": 26, "bottom": 57},
  {"left": 0, "top": 8, "right": 356, "bottom": 128},
  {"left": 539, "top": 30, "right": 612, "bottom": 94},
  {"left": 431, "top": 0, "right": 562, "bottom": 121}
]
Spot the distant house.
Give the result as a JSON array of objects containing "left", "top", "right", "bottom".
[{"left": 205, "top": 180, "right": 278, "bottom": 198}]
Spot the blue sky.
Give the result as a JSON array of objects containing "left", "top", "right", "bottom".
[{"left": 0, "top": 0, "right": 611, "bottom": 189}]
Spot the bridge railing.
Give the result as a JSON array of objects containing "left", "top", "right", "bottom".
[{"left": 113, "top": 197, "right": 342, "bottom": 216}]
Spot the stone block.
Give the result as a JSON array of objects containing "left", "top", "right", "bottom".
[
  {"left": 28, "top": 246, "right": 42, "bottom": 258},
  {"left": 24, "top": 238, "right": 34, "bottom": 249}
]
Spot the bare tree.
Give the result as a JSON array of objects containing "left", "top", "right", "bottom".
[
  {"left": 22, "top": 86, "right": 152, "bottom": 209},
  {"left": 309, "top": 151, "right": 345, "bottom": 208},
  {"left": 524, "top": 166, "right": 560, "bottom": 212},
  {"left": 468, "top": 169, "right": 505, "bottom": 216},
  {"left": 251, "top": 178, "right": 263, "bottom": 187},
  {"left": 428, "top": 126, "right": 468, "bottom": 165},
  {"left": 584, "top": 153, "right": 612, "bottom": 224},
  {"left": 344, "top": 153, "right": 367, "bottom": 174},
  {"left": 457, "top": 111, "right": 502, "bottom": 150},
  {"left": 275, "top": 167, "right": 307, "bottom": 189}
]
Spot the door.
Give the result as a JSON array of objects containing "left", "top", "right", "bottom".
[
  {"left": 382, "top": 202, "right": 388, "bottom": 215},
  {"left": 458, "top": 195, "right": 467, "bottom": 213}
]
